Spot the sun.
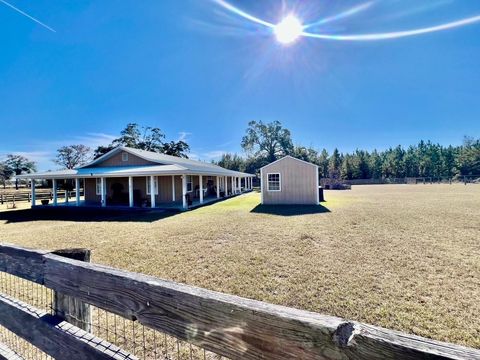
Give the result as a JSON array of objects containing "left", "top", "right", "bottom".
[{"left": 274, "top": 15, "right": 303, "bottom": 44}]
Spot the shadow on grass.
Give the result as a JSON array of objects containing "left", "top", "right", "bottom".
[
  {"left": 0, "top": 207, "right": 177, "bottom": 224},
  {"left": 250, "top": 204, "right": 330, "bottom": 216}
]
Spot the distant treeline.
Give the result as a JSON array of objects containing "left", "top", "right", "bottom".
[{"left": 216, "top": 124, "right": 480, "bottom": 180}]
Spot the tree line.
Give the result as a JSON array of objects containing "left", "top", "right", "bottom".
[
  {"left": 1, "top": 120, "right": 479, "bottom": 188},
  {"left": 216, "top": 120, "right": 480, "bottom": 180}
]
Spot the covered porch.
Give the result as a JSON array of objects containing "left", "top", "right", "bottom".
[{"left": 25, "top": 171, "right": 254, "bottom": 211}]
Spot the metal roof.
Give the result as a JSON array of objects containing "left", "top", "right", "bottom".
[{"left": 17, "top": 147, "right": 254, "bottom": 179}]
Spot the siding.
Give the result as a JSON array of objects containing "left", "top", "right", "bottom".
[
  {"left": 85, "top": 177, "right": 131, "bottom": 205},
  {"left": 157, "top": 175, "right": 180, "bottom": 203},
  {"left": 84, "top": 178, "right": 99, "bottom": 204},
  {"left": 261, "top": 157, "right": 318, "bottom": 205},
  {"left": 85, "top": 176, "right": 184, "bottom": 205},
  {"left": 91, "top": 151, "right": 157, "bottom": 167}
]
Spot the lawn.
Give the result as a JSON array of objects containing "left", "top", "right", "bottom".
[{"left": 0, "top": 184, "right": 479, "bottom": 348}]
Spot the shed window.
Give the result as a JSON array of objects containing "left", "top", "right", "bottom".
[
  {"left": 146, "top": 177, "right": 158, "bottom": 195},
  {"left": 267, "top": 173, "right": 281, "bottom": 191},
  {"left": 96, "top": 178, "right": 102, "bottom": 195},
  {"left": 122, "top": 152, "right": 129, "bottom": 162}
]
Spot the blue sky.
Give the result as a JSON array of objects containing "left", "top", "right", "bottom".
[{"left": 1, "top": 0, "right": 480, "bottom": 170}]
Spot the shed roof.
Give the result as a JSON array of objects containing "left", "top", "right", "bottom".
[{"left": 260, "top": 155, "right": 318, "bottom": 170}]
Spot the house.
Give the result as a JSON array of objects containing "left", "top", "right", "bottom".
[
  {"left": 18, "top": 146, "right": 254, "bottom": 210},
  {"left": 260, "top": 156, "right": 320, "bottom": 205}
]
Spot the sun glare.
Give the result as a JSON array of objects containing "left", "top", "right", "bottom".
[
  {"left": 274, "top": 15, "right": 303, "bottom": 45},
  {"left": 215, "top": 0, "right": 480, "bottom": 43}
]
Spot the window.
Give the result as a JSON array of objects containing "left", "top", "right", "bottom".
[
  {"left": 96, "top": 178, "right": 102, "bottom": 195},
  {"left": 267, "top": 173, "right": 281, "bottom": 191},
  {"left": 186, "top": 175, "right": 193, "bottom": 192},
  {"left": 146, "top": 177, "right": 158, "bottom": 195},
  {"left": 121, "top": 152, "right": 129, "bottom": 162}
]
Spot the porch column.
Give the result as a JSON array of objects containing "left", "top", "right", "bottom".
[
  {"left": 75, "top": 178, "right": 80, "bottom": 206},
  {"left": 150, "top": 176, "right": 156, "bottom": 208},
  {"left": 52, "top": 179, "right": 58, "bottom": 206},
  {"left": 31, "top": 179, "right": 36, "bottom": 207},
  {"left": 172, "top": 175, "right": 176, "bottom": 201},
  {"left": 128, "top": 176, "right": 134, "bottom": 207},
  {"left": 182, "top": 175, "right": 187, "bottom": 209},
  {"left": 224, "top": 176, "right": 227, "bottom": 194},
  {"left": 100, "top": 177, "right": 106, "bottom": 207},
  {"left": 231, "top": 176, "right": 235, "bottom": 195},
  {"left": 216, "top": 176, "right": 220, "bottom": 199},
  {"left": 199, "top": 175, "right": 204, "bottom": 204},
  {"left": 65, "top": 180, "right": 69, "bottom": 204}
]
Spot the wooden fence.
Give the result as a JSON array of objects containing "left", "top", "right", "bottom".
[
  {"left": 0, "top": 244, "right": 479, "bottom": 360},
  {"left": 0, "top": 190, "right": 84, "bottom": 207}
]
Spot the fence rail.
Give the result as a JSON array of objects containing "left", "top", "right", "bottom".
[
  {"left": 0, "top": 190, "right": 84, "bottom": 207},
  {"left": 0, "top": 244, "right": 479, "bottom": 360}
]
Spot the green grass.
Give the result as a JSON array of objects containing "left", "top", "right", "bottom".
[{"left": 1, "top": 184, "right": 479, "bottom": 348}]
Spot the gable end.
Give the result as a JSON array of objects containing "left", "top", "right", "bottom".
[{"left": 89, "top": 151, "right": 159, "bottom": 168}]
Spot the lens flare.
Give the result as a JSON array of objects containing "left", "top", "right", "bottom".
[
  {"left": 301, "top": 14, "right": 480, "bottom": 41},
  {"left": 303, "top": 2, "right": 374, "bottom": 29},
  {"left": 213, "top": 0, "right": 274, "bottom": 28},
  {"left": 213, "top": 0, "right": 480, "bottom": 42},
  {"left": 274, "top": 15, "right": 303, "bottom": 44}
]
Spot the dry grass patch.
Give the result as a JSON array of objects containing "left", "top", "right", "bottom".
[{"left": 0, "top": 184, "right": 479, "bottom": 348}]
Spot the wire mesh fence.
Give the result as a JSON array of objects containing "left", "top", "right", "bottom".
[
  {"left": 0, "top": 271, "right": 228, "bottom": 360},
  {"left": 321, "top": 175, "right": 480, "bottom": 187}
]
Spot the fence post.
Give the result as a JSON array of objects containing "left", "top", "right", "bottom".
[{"left": 51, "top": 248, "right": 92, "bottom": 332}]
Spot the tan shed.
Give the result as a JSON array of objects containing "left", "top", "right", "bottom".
[{"left": 260, "top": 156, "right": 319, "bottom": 205}]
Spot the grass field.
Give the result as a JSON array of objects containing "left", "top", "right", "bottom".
[{"left": 0, "top": 184, "right": 479, "bottom": 348}]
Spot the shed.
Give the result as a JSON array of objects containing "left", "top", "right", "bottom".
[{"left": 260, "top": 156, "right": 320, "bottom": 205}]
